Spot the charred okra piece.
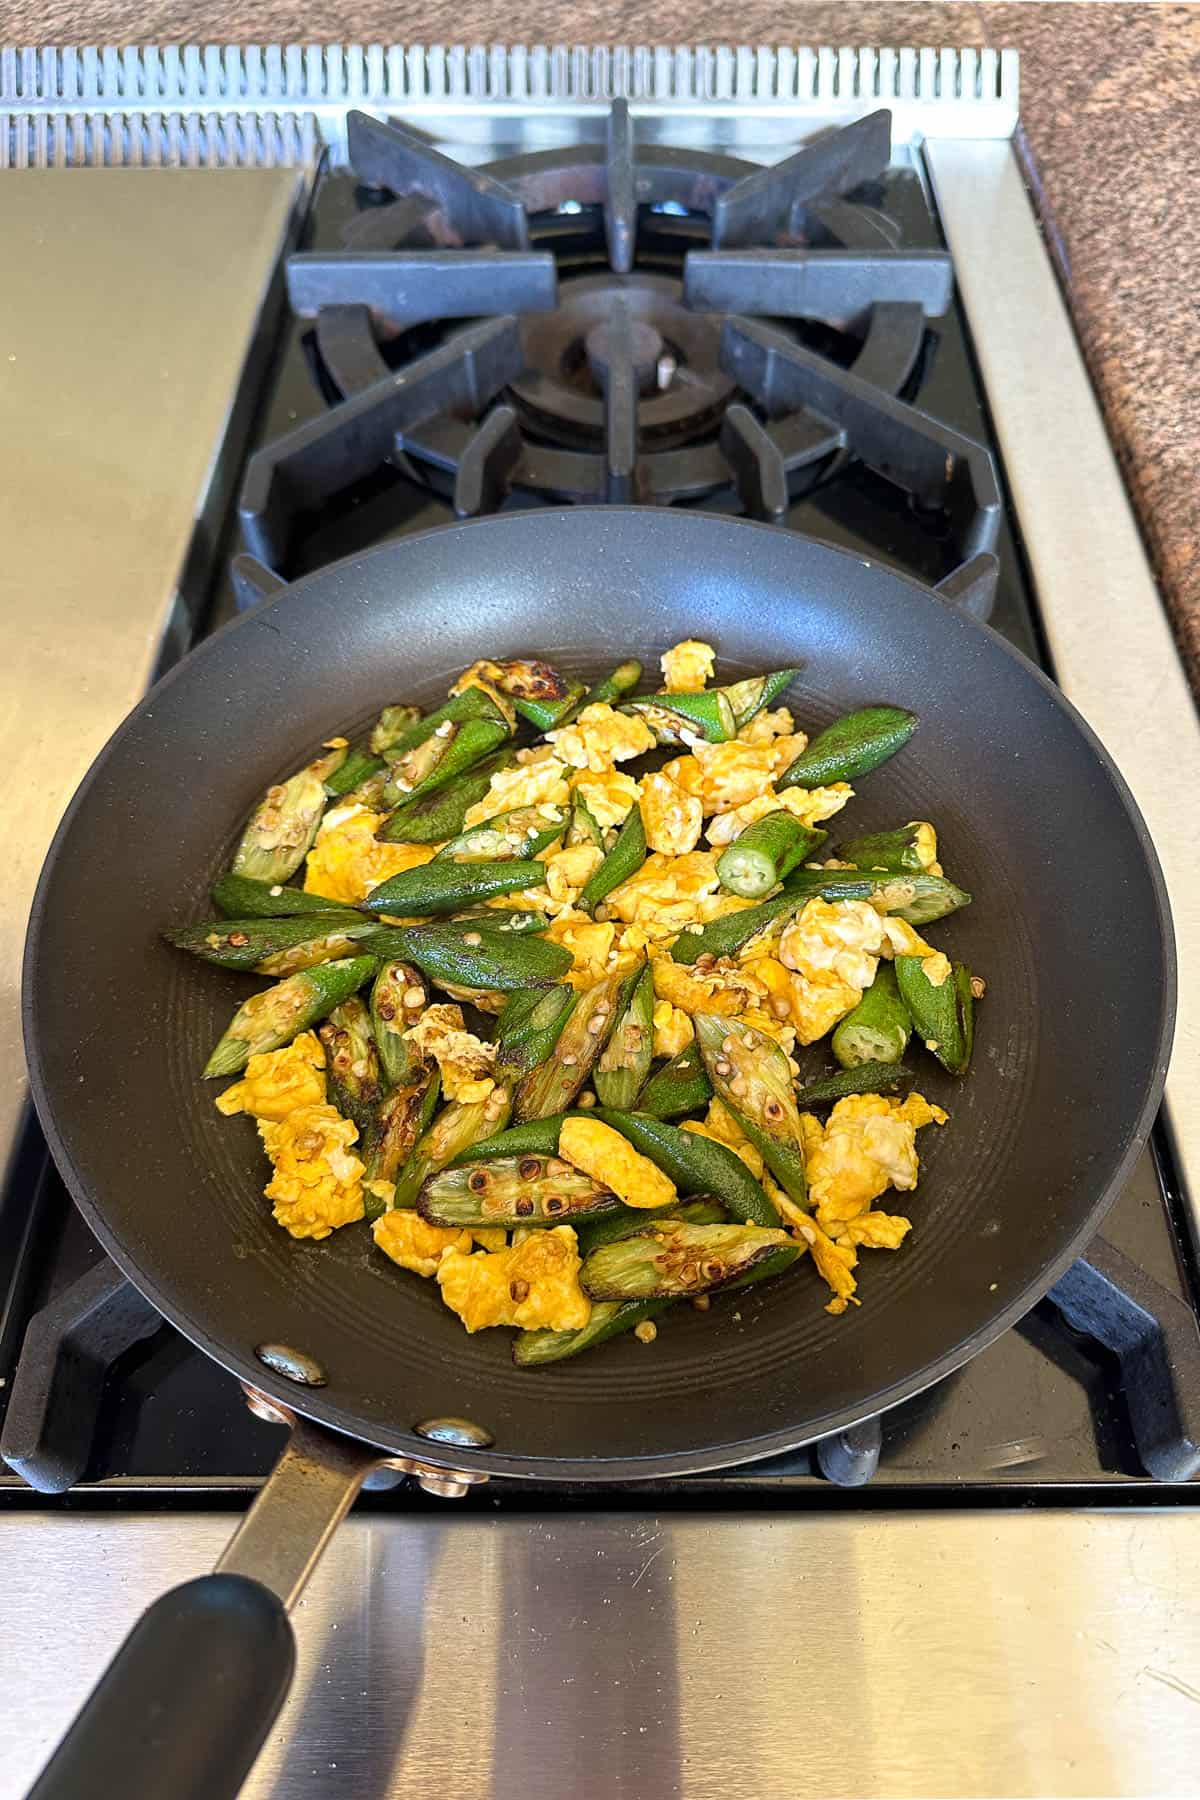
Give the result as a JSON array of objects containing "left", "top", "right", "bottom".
[
  {"left": 831, "top": 964, "right": 912, "bottom": 1069},
  {"left": 777, "top": 705, "right": 917, "bottom": 790},
  {"left": 513, "top": 968, "right": 635, "bottom": 1121},
  {"left": 694, "top": 1014, "right": 808, "bottom": 1207},
  {"left": 576, "top": 1194, "right": 726, "bottom": 1257},
  {"left": 390, "top": 1085, "right": 514, "bottom": 1210},
  {"left": 581, "top": 1221, "right": 793, "bottom": 1301},
  {"left": 794, "top": 1060, "right": 914, "bottom": 1110},
  {"left": 376, "top": 748, "right": 514, "bottom": 844},
  {"left": 211, "top": 873, "right": 352, "bottom": 919},
  {"left": 513, "top": 1297, "right": 674, "bottom": 1367},
  {"left": 164, "top": 912, "right": 369, "bottom": 974},
  {"left": 435, "top": 804, "right": 565, "bottom": 864},
  {"left": 621, "top": 687, "right": 736, "bottom": 745},
  {"left": 400, "top": 926, "right": 572, "bottom": 994},
  {"left": 362, "top": 1071, "right": 442, "bottom": 1216},
  {"left": 324, "top": 705, "right": 422, "bottom": 797},
  {"left": 458, "top": 659, "right": 578, "bottom": 732},
  {"left": 362, "top": 859, "right": 546, "bottom": 918},
  {"left": 594, "top": 1109, "right": 778, "bottom": 1229},
  {"left": 716, "top": 814, "right": 823, "bottom": 899},
  {"left": 419, "top": 1154, "right": 619, "bottom": 1229},
  {"left": 202, "top": 955, "right": 377, "bottom": 1079},
  {"left": 552, "top": 658, "right": 643, "bottom": 730},
  {"left": 578, "top": 803, "right": 646, "bottom": 915},
  {"left": 370, "top": 704, "right": 424, "bottom": 755},
  {"left": 895, "top": 956, "right": 976, "bottom": 1075},
  {"left": 369, "top": 962, "right": 430, "bottom": 1087},
  {"left": 319, "top": 997, "right": 383, "bottom": 1135},
  {"left": 722, "top": 669, "right": 798, "bottom": 730},
  {"left": 495, "top": 986, "right": 576, "bottom": 1079},
  {"left": 594, "top": 964, "right": 654, "bottom": 1109},
  {"left": 835, "top": 821, "right": 940, "bottom": 875},
  {"left": 636, "top": 1042, "right": 713, "bottom": 1119},
  {"left": 231, "top": 744, "right": 347, "bottom": 885}
]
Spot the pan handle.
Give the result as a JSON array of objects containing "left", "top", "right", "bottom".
[{"left": 28, "top": 1413, "right": 385, "bottom": 1800}]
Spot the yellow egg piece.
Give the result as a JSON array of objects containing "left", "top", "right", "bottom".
[
  {"left": 303, "top": 804, "right": 436, "bottom": 905},
  {"left": 436, "top": 1227, "right": 591, "bottom": 1332},
  {"left": 215, "top": 1031, "right": 326, "bottom": 1121},
  {"left": 259, "top": 1103, "right": 365, "bottom": 1240},
  {"left": 559, "top": 1117, "right": 677, "bottom": 1210}
]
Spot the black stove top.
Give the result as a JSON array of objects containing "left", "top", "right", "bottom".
[{"left": 3, "top": 108, "right": 1198, "bottom": 1504}]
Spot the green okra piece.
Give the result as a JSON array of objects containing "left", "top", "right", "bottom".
[
  {"left": 451, "top": 1112, "right": 576, "bottom": 1164},
  {"left": 716, "top": 814, "right": 824, "bottom": 899},
  {"left": 390, "top": 1085, "right": 514, "bottom": 1211},
  {"left": 581, "top": 1220, "right": 793, "bottom": 1301},
  {"left": 670, "top": 887, "right": 806, "bottom": 965},
  {"left": 435, "top": 804, "right": 565, "bottom": 864},
  {"left": 230, "top": 744, "right": 347, "bottom": 886},
  {"left": 379, "top": 684, "right": 508, "bottom": 763},
  {"left": 400, "top": 926, "right": 572, "bottom": 993},
  {"left": 518, "top": 681, "right": 588, "bottom": 732},
  {"left": 636, "top": 1043, "right": 713, "bottom": 1119},
  {"left": 362, "top": 859, "right": 546, "bottom": 918},
  {"left": 777, "top": 705, "right": 917, "bottom": 790},
  {"left": 362, "top": 1071, "right": 441, "bottom": 1216},
  {"left": 202, "top": 955, "right": 377, "bottom": 1079},
  {"left": 419, "top": 1153, "right": 619, "bottom": 1229},
  {"left": 831, "top": 964, "right": 912, "bottom": 1069},
  {"left": 495, "top": 986, "right": 577, "bottom": 1079},
  {"left": 456, "top": 658, "right": 577, "bottom": 732},
  {"left": 370, "top": 704, "right": 424, "bottom": 755},
  {"left": 383, "top": 712, "right": 510, "bottom": 809},
  {"left": 794, "top": 1060, "right": 915, "bottom": 1110},
  {"left": 578, "top": 803, "right": 646, "bottom": 915},
  {"left": 318, "top": 996, "right": 383, "bottom": 1136},
  {"left": 211, "top": 873, "right": 350, "bottom": 919},
  {"left": 376, "top": 748, "right": 514, "bottom": 844},
  {"left": 693, "top": 1014, "right": 808, "bottom": 1207},
  {"left": 895, "top": 956, "right": 976, "bottom": 1075},
  {"left": 370, "top": 961, "right": 431, "bottom": 1087},
  {"left": 553, "top": 658, "right": 643, "bottom": 730},
  {"left": 164, "top": 911, "right": 369, "bottom": 974},
  {"left": 765, "top": 868, "right": 969, "bottom": 929},
  {"left": 593, "top": 1109, "right": 778, "bottom": 1229},
  {"left": 835, "top": 821, "right": 940, "bottom": 876},
  {"left": 594, "top": 964, "right": 654, "bottom": 1110},
  {"left": 513, "top": 968, "right": 636, "bottom": 1121},
  {"left": 722, "top": 669, "right": 799, "bottom": 730},
  {"left": 513, "top": 1297, "right": 674, "bottom": 1367},
  {"left": 447, "top": 907, "right": 551, "bottom": 936},
  {"left": 324, "top": 735, "right": 396, "bottom": 798},
  {"left": 622, "top": 688, "right": 736, "bottom": 745},
  {"left": 576, "top": 1194, "right": 727, "bottom": 1257},
  {"left": 565, "top": 795, "right": 605, "bottom": 850}
]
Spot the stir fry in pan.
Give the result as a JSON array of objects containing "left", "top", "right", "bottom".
[{"left": 165, "top": 644, "right": 981, "bottom": 1364}]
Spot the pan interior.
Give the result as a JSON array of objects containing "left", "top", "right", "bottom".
[{"left": 24, "top": 511, "right": 1173, "bottom": 1478}]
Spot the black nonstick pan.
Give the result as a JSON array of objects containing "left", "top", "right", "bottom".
[{"left": 23, "top": 509, "right": 1174, "bottom": 1798}]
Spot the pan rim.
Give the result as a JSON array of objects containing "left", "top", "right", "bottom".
[{"left": 22, "top": 509, "right": 1178, "bottom": 1481}]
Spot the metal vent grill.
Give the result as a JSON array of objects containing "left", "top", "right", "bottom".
[{"left": 0, "top": 43, "right": 1019, "bottom": 168}]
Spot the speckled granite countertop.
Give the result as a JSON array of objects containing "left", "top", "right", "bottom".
[{"left": 4, "top": 0, "right": 1198, "bottom": 688}]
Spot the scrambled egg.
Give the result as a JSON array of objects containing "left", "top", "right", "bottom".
[
  {"left": 737, "top": 707, "right": 798, "bottom": 746},
  {"left": 641, "top": 768, "right": 704, "bottom": 855},
  {"left": 463, "top": 748, "right": 570, "bottom": 827},
  {"left": 570, "top": 768, "right": 640, "bottom": 829},
  {"left": 403, "top": 1003, "right": 497, "bottom": 1102},
  {"left": 559, "top": 1117, "right": 676, "bottom": 1210},
  {"left": 651, "top": 953, "right": 796, "bottom": 1059},
  {"left": 604, "top": 850, "right": 723, "bottom": 937},
  {"left": 436, "top": 1226, "right": 591, "bottom": 1332},
  {"left": 660, "top": 639, "right": 716, "bottom": 692},
  {"left": 771, "top": 898, "right": 889, "bottom": 1043},
  {"left": 791, "top": 1214, "right": 860, "bottom": 1314},
  {"left": 215, "top": 1032, "right": 326, "bottom": 1121},
  {"left": 652, "top": 999, "right": 694, "bottom": 1057},
  {"left": 545, "top": 912, "right": 618, "bottom": 987},
  {"left": 803, "top": 1093, "right": 947, "bottom": 1236},
  {"left": 372, "top": 1210, "right": 506, "bottom": 1277},
  {"left": 303, "top": 804, "right": 436, "bottom": 904},
  {"left": 664, "top": 736, "right": 809, "bottom": 815},
  {"left": 259, "top": 1104, "right": 365, "bottom": 1240},
  {"left": 547, "top": 703, "right": 655, "bottom": 771},
  {"left": 704, "top": 783, "right": 854, "bottom": 844}
]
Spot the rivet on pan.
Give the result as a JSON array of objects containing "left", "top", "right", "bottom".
[
  {"left": 413, "top": 1416, "right": 494, "bottom": 1449},
  {"left": 255, "top": 1343, "right": 327, "bottom": 1387},
  {"left": 241, "top": 1384, "right": 295, "bottom": 1428}
]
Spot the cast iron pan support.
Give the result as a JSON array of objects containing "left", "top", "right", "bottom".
[{"left": 28, "top": 1402, "right": 482, "bottom": 1800}]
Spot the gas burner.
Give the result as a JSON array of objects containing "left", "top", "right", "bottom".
[
  {"left": 511, "top": 273, "right": 732, "bottom": 450},
  {"left": 242, "top": 103, "right": 1000, "bottom": 608}
]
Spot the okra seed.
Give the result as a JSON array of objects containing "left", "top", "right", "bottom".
[
  {"left": 561, "top": 1054, "right": 578, "bottom": 1068},
  {"left": 721, "top": 1036, "right": 737, "bottom": 1055},
  {"left": 228, "top": 931, "right": 249, "bottom": 948},
  {"left": 729, "top": 1076, "right": 749, "bottom": 1097},
  {"left": 515, "top": 1197, "right": 535, "bottom": 1217},
  {"left": 467, "top": 1171, "right": 489, "bottom": 1193},
  {"left": 545, "top": 1197, "right": 565, "bottom": 1215},
  {"left": 714, "top": 1059, "right": 732, "bottom": 1078},
  {"left": 764, "top": 1099, "right": 784, "bottom": 1121},
  {"left": 578, "top": 1091, "right": 596, "bottom": 1109},
  {"left": 586, "top": 1016, "right": 606, "bottom": 1035},
  {"left": 770, "top": 998, "right": 791, "bottom": 1020},
  {"left": 701, "top": 1260, "right": 725, "bottom": 1282},
  {"left": 403, "top": 987, "right": 425, "bottom": 1007},
  {"left": 691, "top": 1295, "right": 711, "bottom": 1313},
  {"left": 463, "top": 932, "right": 482, "bottom": 947},
  {"left": 509, "top": 1279, "right": 530, "bottom": 1303},
  {"left": 634, "top": 1321, "right": 658, "bottom": 1344},
  {"left": 517, "top": 1158, "right": 543, "bottom": 1180},
  {"left": 971, "top": 975, "right": 987, "bottom": 998}
]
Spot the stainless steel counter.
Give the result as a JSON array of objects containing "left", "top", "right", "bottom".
[{"left": 3, "top": 1509, "right": 1199, "bottom": 1798}]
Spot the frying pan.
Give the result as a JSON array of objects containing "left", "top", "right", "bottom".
[{"left": 23, "top": 509, "right": 1173, "bottom": 1798}]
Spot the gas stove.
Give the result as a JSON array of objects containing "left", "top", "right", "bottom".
[{"left": 2, "top": 43, "right": 1200, "bottom": 1798}]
